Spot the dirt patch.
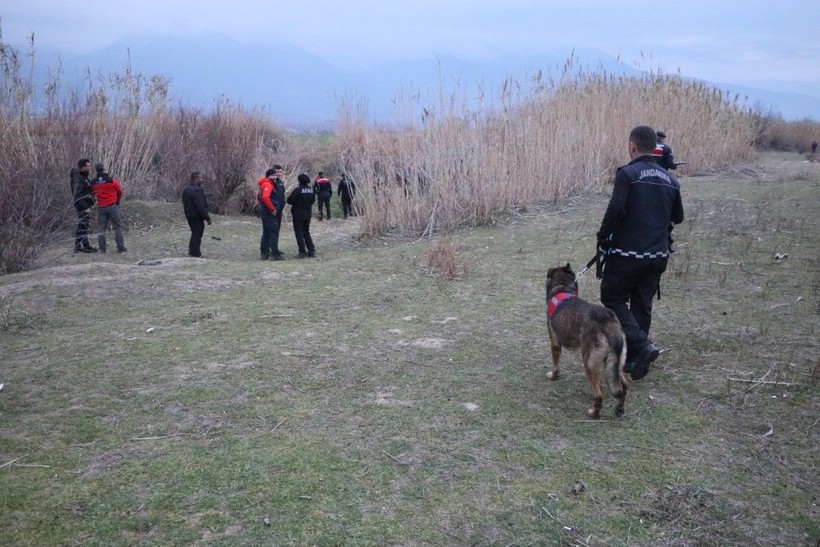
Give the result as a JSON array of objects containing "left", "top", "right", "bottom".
[{"left": 398, "top": 338, "right": 451, "bottom": 349}]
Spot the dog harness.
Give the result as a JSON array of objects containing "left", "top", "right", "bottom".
[{"left": 547, "top": 292, "right": 575, "bottom": 319}]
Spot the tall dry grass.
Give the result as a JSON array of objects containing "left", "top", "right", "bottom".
[
  {"left": 0, "top": 35, "right": 289, "bottom": 273},
  {"left": 336, "top": 68, "right": 763, "bottom": 238}
]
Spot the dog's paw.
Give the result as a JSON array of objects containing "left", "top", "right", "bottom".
[
  {"left": 614, "top": 406, "right": 625, "bottom": 418},
  {"left": 546, "top": 370, "right": 559, "bottom": 381},
  {"left": 586, "top": 408, "right": 600, "bottom": 419}
]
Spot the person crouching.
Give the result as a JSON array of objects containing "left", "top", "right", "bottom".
[{"left": 287, "top": 173, "right": 316, "bottom": 258}]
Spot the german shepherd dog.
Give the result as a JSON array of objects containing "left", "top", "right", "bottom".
[{"left": 546, "top": 264, "right": 628, "bottom": 418}]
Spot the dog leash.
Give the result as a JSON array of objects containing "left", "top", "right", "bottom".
[{"left": 573, "top": 251, "right": 602, "bottom": 283}]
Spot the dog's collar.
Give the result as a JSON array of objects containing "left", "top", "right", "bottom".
[{"left": 547, "top": 292, "right": 575, "bottom": 318}]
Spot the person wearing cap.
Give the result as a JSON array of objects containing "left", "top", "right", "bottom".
[
  {"left": 181, "top": 171, "right": 211, "bottom": 257},
  {"left": 90, "top": 162, "right": 126, "bottom": 253},
  {"left": 287, "top": 173, "right": 316, "bottom": 258},
  {"left": 652, "top": 130, "right": 677, "bottom": 170},
  {"left": 257, "top": 165, "right": 286, "bottom": 260},
  {"left": 597, "top": 125, "right": 684, "bottom": 380},
  {"left": 70, "top": 158, "right": 98, "bottom": 253},
  {"left": 313, "top": 171, "right": 333, "bottom": 221}
]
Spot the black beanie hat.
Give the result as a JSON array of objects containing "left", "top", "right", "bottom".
[
  {"left": 298, "top": 173, "right": 310, "bottom": 185},
  {"left": 95, "top": 162, "right": 105, "bottom": 173}
]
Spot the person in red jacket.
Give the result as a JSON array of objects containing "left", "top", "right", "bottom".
[
  {"left": 257, "top": 166, "right": 285, "bottom": 260},
  {"left": 90, "top": 163, "right": 126, "bottom": 253}
]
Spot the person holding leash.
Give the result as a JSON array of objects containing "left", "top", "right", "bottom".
[
  {"left": 181, "top": 172, "right": 212, "bottom": 257},
  {"left": 597, "top": 125, "right": 684, "bottom": 380}
]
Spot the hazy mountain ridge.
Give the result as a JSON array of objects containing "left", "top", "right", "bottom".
[{"left": 25, "top": 31, "right": 820, "bottom": 128}]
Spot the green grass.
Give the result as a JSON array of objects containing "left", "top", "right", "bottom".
[{"left": 1, "top": 152, "right": 818, "bottom": 545}]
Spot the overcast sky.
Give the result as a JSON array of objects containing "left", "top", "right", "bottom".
[{"left": 3, "top": 0, "right": 820, "bottom": 89}]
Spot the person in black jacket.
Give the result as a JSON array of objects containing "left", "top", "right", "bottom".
[
  {"left": 652, "top": 130, "right": 676, "bottom": 170},
  {"left": 597, "top": 125, "right": 684, "bottom": 380},
  {"left": 71, "top": 158, "right": 98, "bottom": 253},
  {"left": 181, "top": 172, "right": 211, "bottom": 257},
  {"left": 337, "top": 173, "right": 356, "bottom": 218},
  {"left": 287, "top": 173, "right": 316, "bottom": 258},
  {"left": 313, "top": 171, "right": 332, "bottom": 220}
]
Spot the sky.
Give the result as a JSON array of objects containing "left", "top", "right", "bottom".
[{"left": 3, "top": 0, "right": 820, "bottom": 93}]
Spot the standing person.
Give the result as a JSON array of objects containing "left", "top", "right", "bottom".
[
  {"left": 313, "top": 171, "right": 332, "bottom": 220},
  {"left": 91, "top": 162, "right": 126, "bottom": 253},
  {"left": 812, "top": 140, "right": 817, "bottom": 154},
  {"left": 337, "top": 172, "right": 356, "bottom": 219},
  {"left": 652, "top": 130, "right": 677, "bottom": 170},
  {"left": 257, "top": 166, "right": 286, "bottom": 260},
  {"left": 70, "top": 158, "right": 97, "bottom": 253},
  {"left": 596, "top": 125, "right": 684, "bottom": 380},
  {"left": 287, "top": 173, "right": 316, "bottom": 258},
  {"left": 181, "top": 172, "right": 212, "bottom": 257}
]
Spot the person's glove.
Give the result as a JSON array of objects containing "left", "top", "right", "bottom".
[
  {"left": 596, "top": 238, "right": 611, "bottom": 252},
  {"left": 206, "top": 217, "right": 212, "bottom": 225}
]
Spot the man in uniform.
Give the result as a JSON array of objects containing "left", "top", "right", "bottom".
[
  {"left": 313, "top": 171, "right": 333, "bottom": 220},
  {"left": 652, "top": 130, "right": 676, "bottom": 170},
  {"left": 597, "top": 126, "right": 684, "bottom": 380}
]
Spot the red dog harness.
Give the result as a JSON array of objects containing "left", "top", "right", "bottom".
[{"left": 547, "top": 292, "right": 575, "bottom": 318}]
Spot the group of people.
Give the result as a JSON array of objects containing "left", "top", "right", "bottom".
[
  {"left": 180, "top": 166, "right": 357, "bottom": 260},
  {"left": 74, "top": 126, "right": 683, "bottom": 382},
  {"left": 70, "top": 159, "right": 127, "bottom": 253}
]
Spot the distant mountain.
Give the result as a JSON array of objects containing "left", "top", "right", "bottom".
[{"left": 27, "top": 32, "right": 819, "bottom": 127}]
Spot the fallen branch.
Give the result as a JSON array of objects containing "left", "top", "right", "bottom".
[
  {"left": 382, "top": 450, "right": 410, "bottom": 465},
  {"left": 14, "top": 463, "right": 50, "bottom": 468},
  {"left": 130, "top": 436, "right": 171, "bottom": 441},
  {"left": 271, "top": 419, "right": 288, "bottom": 433},
  {"left": 727, "top": 377, "right": 801, "bottom": 387},
  {"left": 0, "top": 455, "right": 26, "bottom": 469}
]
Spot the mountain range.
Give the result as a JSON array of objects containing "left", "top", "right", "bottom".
[{"left": 29, "top": 32, "right": 820, "bottom": 129}]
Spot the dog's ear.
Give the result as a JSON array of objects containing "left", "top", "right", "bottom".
[
  {"left": 547, "top": 267, "right": 556, "bottom": 278},
  {"left": 564, "top": 262, "right": 573, "bottom": 274}
]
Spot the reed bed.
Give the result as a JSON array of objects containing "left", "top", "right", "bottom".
[{"left": 337, "top": 71, "right": 762, "bottom": 238}]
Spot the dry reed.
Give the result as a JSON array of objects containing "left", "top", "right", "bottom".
[{"left": 336, "top": 68, "right": 764, "bottom": 238}]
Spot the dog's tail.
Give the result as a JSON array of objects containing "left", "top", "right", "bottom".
[{"left": 605, "top": 328, "right": 628, "bottom": 399}]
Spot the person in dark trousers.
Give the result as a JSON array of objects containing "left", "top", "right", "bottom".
[
  {"left": 337, "top": 172, "right": 356, "bottom": 218},
  {"left": 652, "top": 130, "right": 677, "bottom": 170},
  {"left": 90, "top": 162, "right": 126, "bottom": 253},
  {"left": 313, "top": 171, "right": 332, "bottom": 220},
  {"left": 287, "top": 173, "right": 316, "bottom": 258},
  {"left": 812, "top": 140, "right": 817, "bottom": 154},
  {"left": 597, "top": 125, "right": 684, "bottom": 380},
  {"left": 70, "top": 158, "right": 98, "bottom": 253},
  {"left": 181, "top": 172, "right": 212, "bottom": 257},
  {"left": 257, "top": 165, "right": 286, "bottom": 260}
]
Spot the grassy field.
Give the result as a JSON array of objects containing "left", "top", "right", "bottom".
[{"left": 1, "top": 152, "right": 818, "bottom": 546}]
